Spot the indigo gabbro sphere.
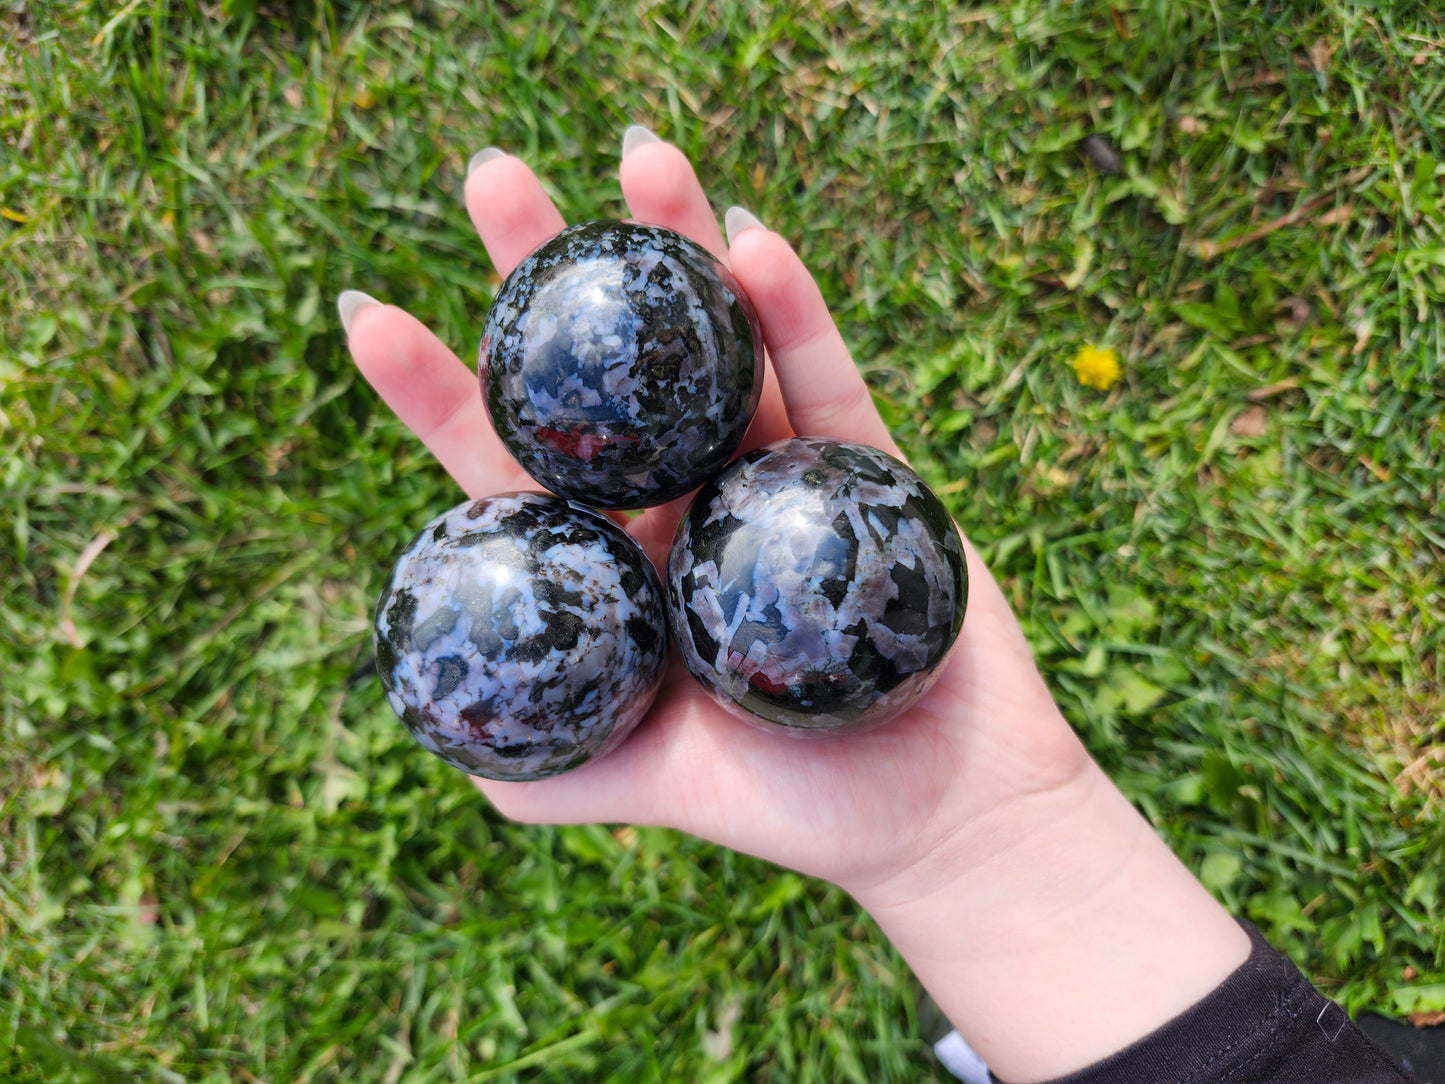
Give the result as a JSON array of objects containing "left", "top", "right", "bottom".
[
  {"left": 667, "top": 438, "right": 968, "bottom": 732},
  {"left": 374, "top": 494, "right": 668, "bottom": 780},
  {"left": 480, "top": 220, "right": 764, "bottom": 509}
]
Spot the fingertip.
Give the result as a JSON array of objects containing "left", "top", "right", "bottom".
[
  {"left": 464, "top": 154, "right": 568, "bottom": 277},
  {"left": 337, "top": 289, "right": 383, "bottom": 336},
  {"left": 345, "top": 303, "right": 451, "bottom": 390},
  {"left": 463, "top": 149, "right": 533, "bottom": 206},
  {"left": 467, "top": 146, "right": 507, "bottom": 176},
  {"left": 621, "top": 123, "right": 662, "bottom": 159},
  {"left": 723, "top": 205, "right": 765, "bottom": 246},
  {"left": 725, "top": 225, "right": 804, "bottom": 300},
  {"left": 727, "top": 228, "right": 899, "bottom": 454},
  {"left": 617, "top": 136, "right": 686, "bottom": 179},
  {"left": 619, "top": 141, "right": 729, "bottom": 259}
]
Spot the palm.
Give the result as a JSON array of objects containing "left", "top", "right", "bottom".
[{"left": 344, "top": 138, "right": 1086, "bottom": 895}]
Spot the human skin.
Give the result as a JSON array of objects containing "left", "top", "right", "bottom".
[{"left": 340, "top": 130, "right": 1250, "bottom": 1082}]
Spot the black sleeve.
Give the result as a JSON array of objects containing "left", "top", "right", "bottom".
[{"left": 1007, "top": 921, "right": 1418, "bottom": 1084}]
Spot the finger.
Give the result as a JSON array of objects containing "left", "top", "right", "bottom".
[
  {"left": 342, "top": 298, "right": 532, "bottom": 498},
  {"left": 617, "top": 134, "right": 790, "bottom": 467},
  {"left": 725, "top": 221, "right": 899, "bottom": 457},
  {"left": 464, "top": 151, "right": 567, "bottom": 277},
  {"left": 618, "top": 129, "right": 729, "bottom": 261},
  {"left": 742, "top": 356, "right": 791, "bottom": 451},
  {"left": 616, "top": 130, "right": 788, "bottom": 509}
]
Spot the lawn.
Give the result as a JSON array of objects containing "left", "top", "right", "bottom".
[{"left": 2, "top": 1, "right": 1442, "bottom": 1081}]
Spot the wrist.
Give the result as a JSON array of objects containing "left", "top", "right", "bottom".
[{"left": 854, "top": 760, "right": 1250, "bottom": 1083}]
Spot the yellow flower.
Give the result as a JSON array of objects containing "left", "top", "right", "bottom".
[{"left": 1069, "top": 344, "right": 1122, "bottom": 390}]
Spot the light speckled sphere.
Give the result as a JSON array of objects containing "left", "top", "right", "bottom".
[
  {"left": 479, "top": 220, "right": 763, "bottom": 509},
  {"left": 667, "top": 438, "right": 967, "bottom": 732},
  {"left": 374, "top": 494, "right": 668, "bottom": 780}
]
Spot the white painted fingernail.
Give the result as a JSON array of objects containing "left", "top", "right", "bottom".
[
  {"left": 622, "top": 124, "right": 661, "bottom": 159},
  {"left": 337, "top": 290, "right": 381, "bottom": 334},
  {"left": 467, "top": 147, "right": 506, "bottom": 176},
  {"left": 724, "top": 205, "right": 765, "bottom": 245}
]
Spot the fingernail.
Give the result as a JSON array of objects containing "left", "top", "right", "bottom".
[
  {"left": 724, "top": 205, "right": 765, "bottom": 245},
  {"left": 621, "top": 124, "right": 661, "bottom": 159},
  {"left": 337, "top": 290, "right": 381, "bottom": 334},
  {"left": 467, "top": 147, "right": 506, "bottom": 176}
]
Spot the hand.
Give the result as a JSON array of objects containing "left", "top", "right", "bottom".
[
  {"left": 341, "top": 131, "right": 1248, "bottom": 1082},
  {"left": 341, "top": 132, "right": 1086, "bottom": 897}
]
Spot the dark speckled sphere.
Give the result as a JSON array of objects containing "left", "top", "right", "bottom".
[
  {"left": 374, "top": 494, "right": 668, "bottom": 780},
  {"left": 480, "top": 220, "right": 763, "bottom": 509},
  {"left": 667, "top": 438, "right": 967, "bottom": 733}
]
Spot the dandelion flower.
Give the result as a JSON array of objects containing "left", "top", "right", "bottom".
[{"left": 1069, "top": 344, "right": 1122, "bottom": 390}]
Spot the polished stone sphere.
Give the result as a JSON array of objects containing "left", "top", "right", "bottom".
[
  {"left": 374, "top": 494, "right": 668, "bottom": 780},
  {"left": 667, "top": 438, "right": 967, "bottom": 732},
  {"left": 480, "top": 220, "right": 763, "bottom": 509}
]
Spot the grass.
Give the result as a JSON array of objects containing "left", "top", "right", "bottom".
[{"left": 2, "top": 0, "right": 1442, "bottom": 1079}]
